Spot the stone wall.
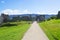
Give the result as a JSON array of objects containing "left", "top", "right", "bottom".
[{"left": 0, "top": 16, "right": 3, "bottom": 25}]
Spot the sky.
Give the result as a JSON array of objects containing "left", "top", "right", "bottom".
[{"left": 0, "top": 0, "right": 60, "bottom": 15}]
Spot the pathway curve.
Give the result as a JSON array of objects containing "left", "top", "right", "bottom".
[{"left": 22, "top": 21, "right": 49, "bottom": 40}]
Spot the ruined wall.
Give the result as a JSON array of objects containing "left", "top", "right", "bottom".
[{"left": 0, "top": 16, "right": 3, "bottom": 25}]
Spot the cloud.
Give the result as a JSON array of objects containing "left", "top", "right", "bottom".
[
  {"left": 23, "top": 9, "right": 32, "bottom": 14},
  {"left": 1, "top": 9, "right": 31, "bottom": 15},
  {"left": 0, "top": 9, "right": 58, "bottom": 15},
  {"left": 36, "top": 11, "right": 58, "bottom": 15},
  {"left": 1, "top": 9, "right": 13, "bottom": 15},
  {"left": 23, "top": 9, "right": 30, "bottom": 13}
]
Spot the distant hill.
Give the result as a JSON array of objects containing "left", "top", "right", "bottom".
[
  {"left": 45, "top": 15, "right": 56, "bottom": 19},
  {"left": 9, "top": 14, "right": 56, "bottom": 19}
]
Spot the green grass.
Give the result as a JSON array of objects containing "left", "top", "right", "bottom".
[
  {"left": 0, "top": 21, "right": 31, "bottom": 40},
  {"left": 39, "top": 19, "right": 60, "bottom": 40}
]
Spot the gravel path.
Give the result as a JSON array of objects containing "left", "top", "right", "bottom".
[{"left": 22, "top": 21, "right": 49, "bottom": 40}]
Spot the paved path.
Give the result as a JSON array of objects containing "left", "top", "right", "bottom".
[{"left": 22, "top": 21, "right": 49, "bottom": 40}]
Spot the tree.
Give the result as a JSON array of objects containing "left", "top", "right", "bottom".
[
  {"left": 50, "top": 16, "right": 57, "bottom": 19},
  {"left": 29, "top": 14, "right": 32, "bottom": 21},
  {"left": 36, "top": 15, "right": 45, "bottom": 22},
  {"left": 57, "top": 11, "right": 60, "bottom": 19},
  {"left": 1, "top": 13, "right": 9, "bottom": 23},
  {"left": 21, "top": 16, "right": 29, "bottom": 21},
  {"left": 12, "top": 15, "right": 21, "bottom": 22}
]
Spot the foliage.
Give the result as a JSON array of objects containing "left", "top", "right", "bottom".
[
  {"left": 47, "top": 16, "right": 57, "bottom": 21},
  {"left": 11, "top": 16, "right": 21, "bottom": 22},
  {"left": 57, "top": 11, "right": 60, "bottom": 19},
  {"left": 1, "top": 13, "right": 10, "bottom": 23},
  {"left": 39, "top": 19, "right": 60, "bottom": 40},
  {"left": 0, "top": 21, "right": 30, "bottom": 40},
  {"left": 50, "top": 16, "right": 57, "bottom": 19}
]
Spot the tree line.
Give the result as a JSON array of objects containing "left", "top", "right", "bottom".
[{"left": 1, "top": 11, "right": 60, "bottom": 23}]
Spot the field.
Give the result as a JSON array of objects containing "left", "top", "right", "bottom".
[
  {"left": 39, "top": 19, "right": 60, "bottom": 40},
  {"left": 0, "top": 21, "right": 31, "bottom": 40}
]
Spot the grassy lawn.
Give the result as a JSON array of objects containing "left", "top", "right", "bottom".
[
  {"left": 0, "top": 21, "right": 31, "bottom": 40},
  {"left": 39, "top": 19, "right": 60, "bottom": 40}
]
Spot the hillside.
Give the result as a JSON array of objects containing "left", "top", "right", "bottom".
[
  {"left": 0, "top": 21, "right": 30, "bottom": 40},
  {"left": 9, "top": 14, "right": 56, "bottom": 19},
  {"left": 39, "top": 19, "right": 60, "bottom": 40}
]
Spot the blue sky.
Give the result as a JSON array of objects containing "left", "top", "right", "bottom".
[{"left": 0, "top": 0, "right": 60, "bottom": 15}]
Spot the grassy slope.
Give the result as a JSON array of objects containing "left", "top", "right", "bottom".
[
  {"left": 0, "top": 21, "right": 30, "bottom": 40},
  {"left": 39, "top": 19, "right": 60, "bottom": 40}
]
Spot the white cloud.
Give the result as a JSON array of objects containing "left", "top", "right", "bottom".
[
  {"left": 23, "top": 9, "right": 30, "bottom": 13},
  {"left": 0, "top": 9, "right": 58, "bottom": 15},
  {"left": 1, "top": 9, "right": 31, "bottom": 15},
  {"left": 12, "top": 10, "right": 21, "bottom": 15},
  {"left": 36, "top": 11, "right": 58, "bottom": 15},
  {"left": 1, "top": 9, "right": 13, "bottom": 15},
  {"left": 23, "top": 9, "right": 32, "bottom": 14}
]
